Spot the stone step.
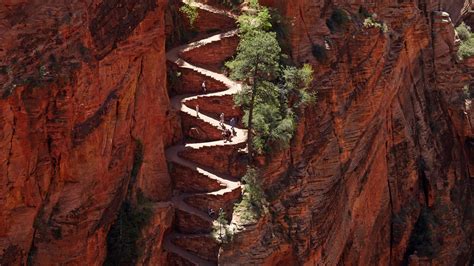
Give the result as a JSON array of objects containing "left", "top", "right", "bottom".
[
  {"left": 166, "top": 142, "right": 246, "bottom": 189},
  {"left": 184, "top": 94, "right": 243, "bottom": 119},
  {"left": 187, "top": 4, "right": 236, "bottom": 34},
  {"left": 180, "top": 32, "right": 239, "bottom": 73},
  {"left": 170, "top": 163, "right": 226, "bottom": 193},
  {"left": 178, "top": 142, "right": 247, "bottom": 178},
  {"left": 168, "top": 53, "right": 239, "bottom": 91},
  {"left": 189, "top": 1, "right": 238, "bottom": 19},
  {"left": 183, "top": 187, "right": 242, "bottom": 217},
  {"left": 164, "top": 3, "right": 243, "bottom": 264},
  {"left": 181, "top": 112, "right": 224, "bottom": 142},
  {"left": 179, "top": 29, "right": 238, "bottom": 55},
  {"left": 170, "top": 64, "right": 228, "bottom": 95},
  {"left": 173, "top": 61, "right": 236, "bottom": 91}
]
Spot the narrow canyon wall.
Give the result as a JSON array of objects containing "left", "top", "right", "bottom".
[
  {"left": 1, "top": 0, "right": 472, "bottom": 265},
  {"left": 0, "top": 0, "right": 175, "bottom": 264},
  {"left": 221, "top": 0, "right": 473, "bottom": 265}
]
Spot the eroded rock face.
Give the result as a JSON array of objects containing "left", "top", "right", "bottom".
[
  {"left": 0, "top": 0, "right": 175, "bottom": 264},
  {"left": 1, "top": 0, "right": 473, "bottom": 264},
  {"left": 220, "top": 0, "right": 473, "bottom": 265}
]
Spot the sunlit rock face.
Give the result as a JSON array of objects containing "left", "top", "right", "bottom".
[
  {"left": 220, "top": 0, "right": 473, "bottom": 265},
  {"left": 0, "top": 0, "right": 175, "bottom": 264},
  {"left": 0, "top": 0, "right": 472, "bottom": 265}
]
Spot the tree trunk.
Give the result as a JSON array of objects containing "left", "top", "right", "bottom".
[
  {"left": 247, "top": 61, "right": 259, "bottom": 162},
  {"left": 247, "top": 82, "right": 256, "bottom": 162}
]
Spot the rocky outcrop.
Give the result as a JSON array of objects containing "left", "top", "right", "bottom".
[
  {"left": 1, "top": 0, "right": 472, "bottom": 264},
  {"left": 220, "top": 0, "right": 473, "bottom": 265},
  {"left": 0, "top": 0, "right": 174, "bottom": 264},
  {"left": 163, "top": 2, "right": 246, "bottom": 264}
]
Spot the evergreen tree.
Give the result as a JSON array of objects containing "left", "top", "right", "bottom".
[
  {"left": 227, "top": 2, "right": 315, "bottom": 158},
  {"left": 242, "top": 167, "right": 265, "bottom": 211},
  {"left": 227, "top": 30, "right": 281, "bottom": 156},
  {"left": 180, "top": 0, "right": 198, "bottom": 27},
  {"left": 217, "top": 209, "right": 227, "bottom": 242}
]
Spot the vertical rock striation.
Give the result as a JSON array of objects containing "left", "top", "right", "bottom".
[
  {"left": 1, "top": 0, "right": 472, "bottom": 264},
  {"left": 0, "top": 0, "right": 174, "bottom": 264},
  {"left": 220, "top": 0, "right": 473, "bottom": 265}
]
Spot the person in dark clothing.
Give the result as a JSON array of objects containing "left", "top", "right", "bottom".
[
  {"left": 222, "top": 128, "right": 232, "bottom": 143},
  {"left": 229, "top": 117, "right": 236, "bottom": 136},
  {"left": 225, "top": 128, "right": 232, "bottom": 142},
  {"left": 208, "top": 207, "right": 215, "bottom": 218}
]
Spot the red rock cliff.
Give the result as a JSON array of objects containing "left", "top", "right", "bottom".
[
  {"left": 0, "top": 0, "right": 175, "bottom": 264},
  {"left": 1, "top": 0, "right": 473, "bottom": 265},
  {"left": 220, "top": 0, "right": 473, "bottom": 265}
]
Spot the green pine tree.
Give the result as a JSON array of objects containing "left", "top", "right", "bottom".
[
  {"left": 227, "top": 2, "right": 315, "bottom": 158},
  {"left": 217, "top": 209, "right": 227, "bottom": 242}
]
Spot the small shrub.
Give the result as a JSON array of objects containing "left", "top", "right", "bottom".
[
  {"left": 212, "top": 209, "right": 234, "bottom": 243},
  {"left": 39, "top": 65, "right": 48, "bottom": 77},
  {"left": 233, "top": 167, "right": 267, "bottom": 223},
  {"left": 104, "top": 141, "right": 149, "bottom": 265},
  {"left": 456, "top": 22, "right": 471, "bottom": 41},
  {"left": 363, "top": 16, "right": 388, "bottom": 33},
  {"left": 0, "top": 66, "right": 8, "bottom": 75},
  {"left": 456, "top": 23, "right": 474, "bottom": 59},
  {"left": 312, "top": 44, "right": 328, "bottom": 62},
  {"left": 242, "top": 167, "right": 265, "bottom": 210},
  {"left": 104, "top": 199, "right": 153, "bottom": 265},
  {"left": 331, "top": 9, "right": 349, "bottom": 26},
  {"left": 463, "top": 85, "right": 472, "bottom": 100},
  {"left": 458, "top": 38, "right": 474, "bottom": 59},
  {"left": 326, "top": 8, "right": 349, "bottom": 32},
  {"left": 180, "top": 0, "right": 198, "bottom": 27},
  {"left": 52, "top": 227, "right": 62, "bottom": 239}
]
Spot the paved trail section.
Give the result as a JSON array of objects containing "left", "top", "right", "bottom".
[{"left": 163, "top": 1, "right": 246, "bottom": 265}]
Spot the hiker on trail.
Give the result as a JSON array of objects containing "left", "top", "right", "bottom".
[
  {"left": 222, "top": 128, "right": 228, "bottom": 142},
  {"left": 219, "top": 112, "right": 225, "bottom": 126},
  {"left": 227, "top": 129, "right": 233, "bottom": 142},
  {"left": 223, "top": 128, "right": 232, "bottom": 143},
  {"left": 208, "top": 207, "right": 215, "bottom": 218},
  {"left": 230, "top": 117, "right": 236, "bottom": 136},
  {"left": 196, "top": 104, "right": 199, "bottom": 118},
  {"left": 202, "top": 81, "right": 207, "bottom": 93}
]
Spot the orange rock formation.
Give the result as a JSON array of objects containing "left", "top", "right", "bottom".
[
  {"left": 0, "top": 0, "right": 174, "bottom": 264},
  {"left": 1, "top": 0, "right": 473, "bottom": 265},
  {"left": 220, "top": 0, "right": 474, "bottom": 265},
  {"left": 163, "top": 2, "right": 246, "bottom": 264}
]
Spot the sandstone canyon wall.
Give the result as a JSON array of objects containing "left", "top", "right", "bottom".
[
  {"left": 0, "top": 0, "right": 176, "bottom": 264},
  {"left": 221, "top": 0, "right": 473, "bottom": 265},
  {"left": 0, "top": 0, "right": 473, "bottom": 265}
]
